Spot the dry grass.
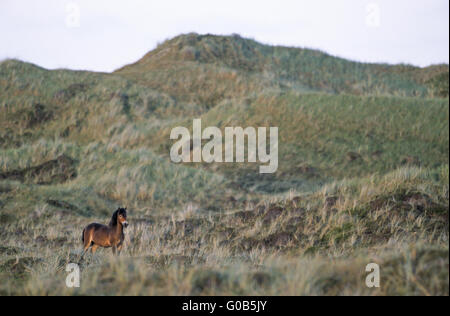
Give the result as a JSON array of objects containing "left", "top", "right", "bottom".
[{"left": 0, "top": 165, "right": 448, "bottom": 295}]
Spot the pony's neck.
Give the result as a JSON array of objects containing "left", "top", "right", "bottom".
[
  {"left": 109, "top": 217, "right": 122, "bottom": 228},
  {"left": 112, "top": 221, "right": 123, "bottom": 234}
]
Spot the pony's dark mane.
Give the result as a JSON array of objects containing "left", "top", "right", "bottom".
[{"left": 109, "top": 210, "right": 118, "bottom": 227}]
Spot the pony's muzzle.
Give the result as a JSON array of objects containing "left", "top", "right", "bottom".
[{"left": 123, "top": 221, "right": 129, "bottom": 228}]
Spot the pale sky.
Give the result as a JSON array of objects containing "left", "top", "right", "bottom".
[{"left": 0, "top": 0, "right": 448, "bottom": 72}]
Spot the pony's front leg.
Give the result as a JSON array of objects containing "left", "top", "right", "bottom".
[
  {"left": 117, "top": 243, "right": 123, "bottom": 256},
  {"left": 112, "top": 246, "right": 117, "bottom": 255}
]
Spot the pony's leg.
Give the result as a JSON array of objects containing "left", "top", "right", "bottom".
[
  {"left": 112, "top": 246, "right": 117, "bottom": 256},
  {"left": 117, "top": 244, "right": 123, "bottom": 256},
  {"left": 80, "top": 248, "right": 88, "bottom": 259},
  {"left": 80, "top": 243, "right": 91, "bottom": 261},
  {"left": 91, "top": 244, "right": 99, "bottom": 254}
]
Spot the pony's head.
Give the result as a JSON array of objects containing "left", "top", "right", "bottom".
[{"left": 110, "top": 207, "right": 128, "bottom": 228}]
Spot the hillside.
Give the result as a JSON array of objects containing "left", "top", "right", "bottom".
[
  {"left": 0, "top": 33, "right": 448, "bottom": 295},
  {"left": 117, "top": 33, "right": 449, "bottom": 100}
]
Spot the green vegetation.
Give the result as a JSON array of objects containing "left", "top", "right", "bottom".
[{"left": 0, "top": 33, "right": 448, "bottom": 295}]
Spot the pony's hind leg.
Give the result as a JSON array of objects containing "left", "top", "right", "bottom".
[
  {"left": 81, "top": 228, "right": 93, "bottom": 258},
  {"left": 91, "top": 244, "right": 99, "bottom": 254},
  {"left": 80, "top": 247, "right": 88, "bottom": 259},
  {"left": 80, "top": 240, "right": 93, "bottom": 259}
]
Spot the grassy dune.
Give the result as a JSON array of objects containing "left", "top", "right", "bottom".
[
  {"left": 1, "top": 166, "right": 448, "bottom": 295},
  {"left": 0, "top": 33, "right": 448, "bottom": 295}
]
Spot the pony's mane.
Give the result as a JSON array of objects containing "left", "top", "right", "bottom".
[{"left": 109, "top": 210, "right": 119, "bottom": 227}]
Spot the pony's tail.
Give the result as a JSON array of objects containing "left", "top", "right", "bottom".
[{"left": 81, "top": 228, "right": 85, "bottom": 244}]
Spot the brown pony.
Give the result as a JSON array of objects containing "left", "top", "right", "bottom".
[{"left": 81, "top": 207, "right": 129, "bottom": 258}]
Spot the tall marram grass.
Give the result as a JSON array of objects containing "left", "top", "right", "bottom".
[{"left": 0, "top": 165, "right": 448, "bottom": 295}]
